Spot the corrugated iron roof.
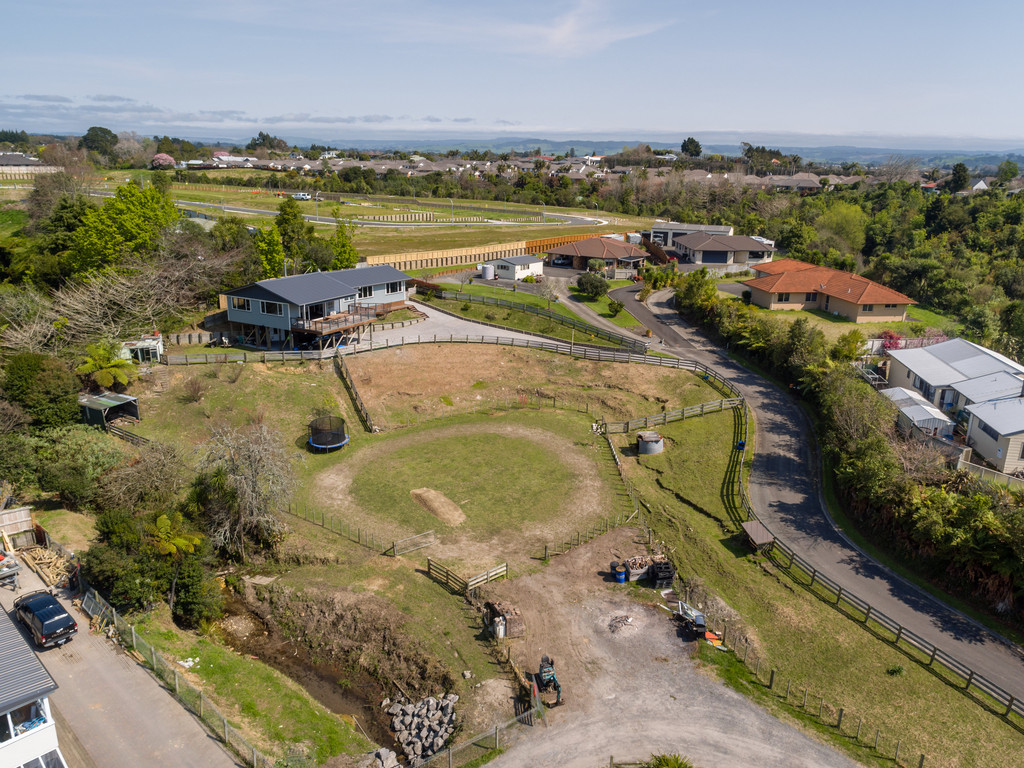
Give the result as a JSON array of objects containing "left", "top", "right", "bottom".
[
  {"left": 78, "top": 392, "right": 138, "bottom": 410},
  {"left": 0, "top": 607, "right": 58, "bottom": 713},
  {"left": 227, "top": 265, "right": 409, "bottom": 307},
  {"left": 950, "top": 371, "right": 1024, "bottom": 404},
  {"left": 966, "top": 398, "right": 1024, "bottom": 437},
  {"left": 889, "top": 339, "right": 1024, "bottom": 387}
]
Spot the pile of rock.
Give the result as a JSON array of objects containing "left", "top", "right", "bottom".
[{"left": 386, "top": 694, "right": 459, "bottom": 765}]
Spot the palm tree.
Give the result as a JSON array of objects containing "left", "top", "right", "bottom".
[
  {"left": 149, "top": 511, "right": 203, "bottom": 615},
  {"left": 76, "top": 340, "right": 138, "bottom": 390}
]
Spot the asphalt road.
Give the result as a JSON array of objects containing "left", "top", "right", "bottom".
[
  {"left": 0, "top": 569, "right": 241, "bottom": 768},
  {"left": 609, "top": 283, "right": 1024, "bottom": 703}
]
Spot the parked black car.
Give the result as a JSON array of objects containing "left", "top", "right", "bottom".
[{"left": 13, "top": 590, "right": 77, "bottom": 648}]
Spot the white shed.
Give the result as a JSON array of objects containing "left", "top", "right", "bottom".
[
  {"left": 879, "top": 387, "right": 955, "bottom": 438},
  {"left": 488, "top": 255, "right": 544, "bottom": 281}
]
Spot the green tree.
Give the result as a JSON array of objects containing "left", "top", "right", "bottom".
[
  {"left": 680, "top": 137, "right": 702, "bottom": 158},
  {"left": 275, "top": 197, "right": 315, "bottom": 269},
  {"left": 327, "top": 208, "right": 359, "bottom": 270},
  {"left": 76, "top": 340, "right": 138, "bottom": 390},
  {"left": 577, "top": 272, "right": 609, "bottom": 299},
  {"left": 949, "top": 162, "right": 970, "bottom": 192},
  {"left": 149, "top": 511, "right": 203, "bottom": 616},
  {"left": 608, "top": 299, "right": 624, "bottom": 316},
  {"left": 79, "top": 126, "right": 118, "bottom": 157},
  {"left": 2, "top": 352, "right": 80, "bottom": 429},
  {"left": 67, "top": 183, "right": 180, "bottom": 274},
  {"left": 997, "top": 160, "right": 1019, "bottom": 185},
  {"left": 253, "top": 224, "right": 286, "bottom": 279},
  {"left": 150, "top": 169, "right": 172, "bottom": 196}
]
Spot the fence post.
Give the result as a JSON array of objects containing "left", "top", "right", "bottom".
[
  {"left": 895, "top": 740, "right": 901, "bottom": 762},
  {"left": 151, "top": 645, "right": 157, "bottom": 669},
  {"left": 1005, "top": 696, "right": 1016, "bottom": 717},
  {"left": 223, "top": 713, "right": 229, "bottom": 742},
  {"left": 174, "top": 669, "right": 179, "bottom": 695},
  {"left": 964, "top": 670, "right": 975, "bottom": 690},
  {"left": 874, "top": 729, "right": 879, "bottom": 750},
  {"left": 494, "top": 724, "right": 499, "bottom": 749},
  {"left": 837, "top": 708, "right": 844, "bottom": 730},
  {"left": 131, "top": 625, "right": 137, "bottom": 650},
  {"left": 200, "top": 691, "right": 205, "bottom": 718},
  {"left": 768, "top": 669, "right": 775, "bottom": 689}
]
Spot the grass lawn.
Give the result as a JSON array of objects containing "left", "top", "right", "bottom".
[
  {"left": 567, "top": 282, "right": 644, "bottom": 328},
  {"left": 348, "top": 433, "right": 572, "bottom": 538},
  {"left": 726, "top": 297, "right": 961, "bottom": 342},
  {"left": 133, "top": 606, "right": 372, "bottom": 763},
  {"left": 417, "top": 294, "right": 626, "bottom": 347},
  {"left": 444, "top": 283, "right": 579, "bottom": 320},
  {"left": 614, "top": 412, "right": 1023, "bottom": 768}
]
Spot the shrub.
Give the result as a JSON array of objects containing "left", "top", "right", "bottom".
[
  {"left": 461, "top": 302, "right": 472, "bottom": 312},
  {"left": 578, "top": 272, "right": 610, "bottom": 299},
  {"left": 608, "top": 299, "right": 625, "bottom": 317},
  {"left": 741, "top": 289, "right": 752, "bottom": 304},
  {"left": 886, "top": 664, "right": 905, "bottom": 677},
  {"left": 181, "top": 376, "right": 205, "bottom": 403},
  {"left": 226, "top": 363, "right": 244, "bottom": 384},
  {"left": 484, "top": 312, "right": 497, "bottom": 321},
  {"left": 2, "top": 352, "right": 80, "bottom": 429},
  {"left": 522, "top": 275, "right": 536, "bottom": 283}
]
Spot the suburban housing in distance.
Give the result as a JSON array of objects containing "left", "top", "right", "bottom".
[
  {"left": 221, "top": 265, "right": 411, "bottom": 350},
  {"left": 743, "top": 259, "right": 915, "bottom": 322}
]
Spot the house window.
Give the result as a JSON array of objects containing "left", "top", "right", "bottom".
[
  {"left": 358, "top": 285, "right": 373, "bottom": 300},
  {"left": 777, "top": 293, "right": 790, "bottom": 302},
  {"left": 261, "top": 301, "right": 283, "bottom": 316},
  {"left": 978, "top": 420, "right": 999, "bottom": 441},
  {"left": 805, "top": 292, "right": 817, "bottom": 302},
  {"left": 386, "top": 281, "right": 402, "bottom": 294},
  {"left": 884, "top": 303, "right": 897, "bottom": 309},
  {"left": 1019, "top": 442, "right": 1024, "bottom": 460},
  {"left": 862, "top": 304, "right": 874, "bottom": 312},
  {"left": 2, "top": 698, "right": 47, "bottom": 742},
  {"left": 231, "top": 297, "right": 251, "bottom": 312}
]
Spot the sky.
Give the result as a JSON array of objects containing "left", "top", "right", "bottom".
[{"left": 3, "top": 0, "right": 1024, "bottom": 149}]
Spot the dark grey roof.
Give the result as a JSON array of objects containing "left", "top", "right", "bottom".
[
  {"left": 227, "top": 265, "right": 409, "bottom": 307},
  {"left": 0, "top": 607, "right": 58, "bottom": 713},
  {"left": 0, "top": 153, "right": 42, "bottom": 167}
]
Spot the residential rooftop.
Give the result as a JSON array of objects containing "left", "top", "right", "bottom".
[
  {"left": 888, "top": 338, "right": 1024, "bottom": 388},
  {"left": 744, "top": 259, "right": 915, "bottom": 306},
  {"left": 0, "top": 608, "right": 58, "bottom": 714}
]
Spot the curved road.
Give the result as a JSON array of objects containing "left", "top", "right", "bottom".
[{"left": 608, "top": 283, "right": 1024, "bottom": 703}]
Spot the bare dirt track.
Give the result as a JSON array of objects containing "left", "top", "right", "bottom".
[{"left": 482, "top": 528, "right": 862, "bottom": 768}]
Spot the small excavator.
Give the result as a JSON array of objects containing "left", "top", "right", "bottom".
[{"left": 536, "top": 655, "right": 563, "bottom": 707}]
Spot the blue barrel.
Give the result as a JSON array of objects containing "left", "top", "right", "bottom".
[{"left": 615, "top": 566, "right": 627, "bottom": 584}]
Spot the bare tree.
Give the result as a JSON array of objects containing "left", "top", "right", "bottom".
[
  {"left": 0, "top": 400, "right": 29, "bottom": 435},
  {"left": 875, "top": 154, "right": 919, "bottom": 184},
  {"left": 194, "top": 423, "right": 294, "bottom": 563},
  {"left": 0, "top": 250, "right": 236, "bottom": 357},
  {"left": 97, "top": 441, "right": 189, "bottom": 511}
]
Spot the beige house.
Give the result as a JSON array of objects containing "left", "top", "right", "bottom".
[
  {"left": 886, "top": 339, "right": 1024, "bottom": 409},
  {"left": 965, "top": 398, "right": 1024, "bottom": 473},
  {"left": 743, "top": 260, "right": 914, "bottom": 322}
]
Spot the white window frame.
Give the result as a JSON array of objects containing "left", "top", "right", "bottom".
[
  {"left": 386, "top": 281, "right": 403, "bottom": 294},
  {"left": 231, "top": 297, "right": 251, "bottom": 312},
  {"left": 358, "top": 285, "right": 373, "bottom": 300},
  {"left": 260, "top": 301, "right": 284, "bottom": 316}
]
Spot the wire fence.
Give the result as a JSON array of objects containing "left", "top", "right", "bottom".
[
  {"left": 79, "top": 589, "right": 276, "bottom": 768},
  {"left": 428, "top": 289, "right": 649, "bottom": 352},
  {"left": 602, "top": 397, "right": 744, "bottom": 434},
  {"left": 285, "top": 503, "right": 392, "bottom": 554}
]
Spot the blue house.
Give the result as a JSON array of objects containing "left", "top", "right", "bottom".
[{"left": 222, "top": 265, "right": 410, "bottom": 349}]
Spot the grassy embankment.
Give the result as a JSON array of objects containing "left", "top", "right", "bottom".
[{"left": 614, "top": 413, "right": 1023, "bottom": 768}]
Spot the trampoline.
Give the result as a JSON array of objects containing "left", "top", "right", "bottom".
[{"left": 307, "top": 415, "right": 349, "bottom": 452}]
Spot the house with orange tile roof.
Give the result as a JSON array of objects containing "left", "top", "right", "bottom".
[{"left": 742, "top": 259, "right": 916, "bottom": 322}]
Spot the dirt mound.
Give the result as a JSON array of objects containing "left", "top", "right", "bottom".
[{"left": 411, "top": 487, "right": 466, "bottom": 526}]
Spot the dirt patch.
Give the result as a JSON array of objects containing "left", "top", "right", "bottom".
[
  {"left": 411, "top": 487, "right": 466, "bottom": 526},
  {"left": 474, "top": 528, "right": 860, "bottom": 768},
  {"left": 345, "top": 344, "right": 719, "bottom": 428}
]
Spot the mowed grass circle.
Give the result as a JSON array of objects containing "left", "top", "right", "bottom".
[{"left": 347, "top": 433, "right": 573, "bottom": 536}]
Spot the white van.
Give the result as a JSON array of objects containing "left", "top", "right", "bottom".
[{"left": 292, "top": 192, "right": 311, "bottom": 201}]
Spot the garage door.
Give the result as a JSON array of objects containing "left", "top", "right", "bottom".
[{"left": 701, "top": 251, "right": 729, "bottom": 264}]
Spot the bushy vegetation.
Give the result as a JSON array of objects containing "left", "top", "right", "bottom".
[{"left": 675, "top": 268, "right": 1024, "bottom": 624}]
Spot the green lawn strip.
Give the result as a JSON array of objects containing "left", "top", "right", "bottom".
[
  {"left": 442, "top": 283, "right": 579, "bottom": 321},
  {"left": 615, "top": 412, "right": 1022, "bottom": 767},
  {"left": 696, "top": 644, "right": 890, "bottom": 768},
  {"left": 565, "top": 284, "right": 643, "bottom": 328},
  {"left": 133, "top": 608, "right": 371, "bottom": 762},
  {"left": 459, "top": 748, "right": 505, "bottom": 768},
  {"left": 274, "top": 560, "right": 497, "bottom": 686},
  {"left": 417, "top": 295, "right": 624, "bottom": 348}
]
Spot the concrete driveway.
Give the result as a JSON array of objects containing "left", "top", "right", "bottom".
[
  {"left": 0, "top": 569, "right": 240, "bottom": 768},
  {"left": 609, "top": 283, "right": 1024, "bottom": 704}
]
